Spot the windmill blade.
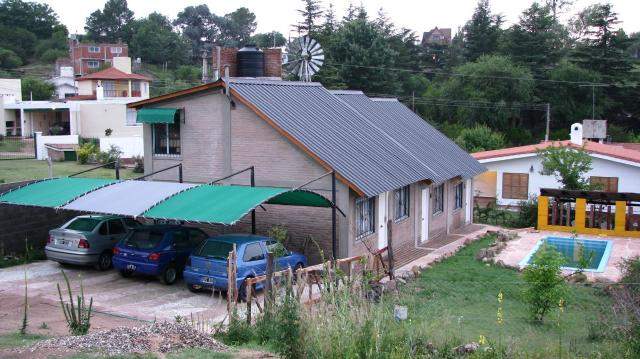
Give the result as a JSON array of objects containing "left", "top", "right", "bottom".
[{"left": 308, "top": 40, "right": 321, "bottom": 54}]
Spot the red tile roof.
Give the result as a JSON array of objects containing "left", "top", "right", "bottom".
[
  {"left": 472, "top": 140, "right": 640, "bottom": 164},
  {"left": 76, "top": 67, "right": 152, "bottom": 81}
]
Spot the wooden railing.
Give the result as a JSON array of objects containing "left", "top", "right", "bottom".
[{"left": 538, "top": 188, "right": 640, "bottom": 237}]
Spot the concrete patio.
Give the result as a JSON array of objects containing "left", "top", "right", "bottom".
[{"left": 495, "top": 229, "right": 640, "bottom": 282}]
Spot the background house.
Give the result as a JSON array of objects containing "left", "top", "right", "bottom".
[
  {"left": 473, "top": 123, "right": 640, "bottom": 207},
  {"left": 421, "top": 27, "right": 452, "bottom": 46},
  {"left": 49, "top": 66, "right": 78, "bottom": 99},
  {"left": 68, "top": 36, "right": 129, "bottom": 76},
  {"left": 128, "top": 77, "right": 484, "bottom": 264}
]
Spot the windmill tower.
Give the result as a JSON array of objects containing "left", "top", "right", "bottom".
[{"left": 282, "top": 35, "right": 324, "bottom": 82}]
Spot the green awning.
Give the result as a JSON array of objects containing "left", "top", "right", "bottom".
[
  {"left": 0, "top": 178, "right": 117, "bottom": 208},
  {"left": 142, "top": 185, "right": 332, "bottom": 225},
  {"left": 136, "top": 108, "right": 178, "bottom": 124}
]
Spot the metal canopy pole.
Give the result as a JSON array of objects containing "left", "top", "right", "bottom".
[
  {"left": 251, "top": 166, "right": 256, "bottom": 235},
  {"left": 331, "top": 171, "right": 337, "bottom": 260}
]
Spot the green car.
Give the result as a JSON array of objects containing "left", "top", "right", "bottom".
[{"left": 45, "top": 215, "right": 141, "bottom": 270}]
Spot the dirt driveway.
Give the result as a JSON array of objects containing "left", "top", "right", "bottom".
[{"left": 0, "top": 260, "right": 230, "bottom": 337}]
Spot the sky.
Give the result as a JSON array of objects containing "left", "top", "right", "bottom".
[{"left": 43, "top": 0, "right": 640, "bottom": 38}]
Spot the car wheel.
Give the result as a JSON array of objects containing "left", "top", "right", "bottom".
[
  {"left": 95, "top": 252, "right": 112, "bottom": 271},
  {"left": 119, "top": 270, "right": 133, "bottom": 278},
  {"left": 160, "top": 265, "right": 178, "bottom": 285},
  {"left": 238, "top": 278, "right": 255, "bottom": 302},
  {"left": 292, "top": 263, "right": 304, "bottom": 283}
]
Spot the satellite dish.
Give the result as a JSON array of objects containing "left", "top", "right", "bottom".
[{"left": 283, "top": 35, "right": 324, "bottom": 82}]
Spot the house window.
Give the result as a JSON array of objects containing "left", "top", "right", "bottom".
[
  {"left": 590, "top": 176, "right": 618, "bottom": 192},
  {"left": 502, "top": 173, "right": 529, "bottom": 199},
  {"left": 454, "top": 182, "right": 464, "bottom": 210},
  {"left": 394, "top": 185, "right": 410, "bottom": 221},
  {"left": 125, "top": 109, "right": 138, "bottom": 126},
  {"left": 87, "top": 60, "right": 100, "bottom": 68},
  {"left": 152, "top": 119, "right": 181, "bottom": 156},
  {"left": 110, "top": 47, "right": 122, "bottom": 54},
  {"left": 433, "top": 184, "right": 444, "bottom": 215},
  {"left": 88, "top": 46, "right": 100, "bottom": 53},
  {"left": 356, "top": 197, "right": 375, "bottom": 238}
]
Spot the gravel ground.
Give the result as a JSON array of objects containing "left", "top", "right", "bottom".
[{"left": 27, "top": 321, "right": 227, "bottom": 356}]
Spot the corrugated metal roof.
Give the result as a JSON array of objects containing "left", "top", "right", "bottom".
[
  {"left": 229, "top": 79, "right": 431, "bottom": 197},
  {"left": 334, "top": 92, "right": 485, "bottom": 183}
]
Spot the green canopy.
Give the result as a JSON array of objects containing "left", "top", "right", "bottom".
[
  {"left": 136, "top": 108, "right": 178, "bottom": 124},
  {"left": 142, "top": 185, "right": 332, "bottom": 224},
  {"left": 0, "top": 178, "right": 117, "bottom": 208}
]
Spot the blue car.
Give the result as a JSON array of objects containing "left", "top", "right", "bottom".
[
  {"left": 113, "top": 225, "right": 208, "bottom": 285},
  {"left": 184, "top": 234, "right": 307, "bottom": 298}
]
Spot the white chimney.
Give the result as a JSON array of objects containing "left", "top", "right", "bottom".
[
  {"left": 112, "top": 57, "right": 132, "bottom": 74},
  {"left": 570, "top": 123, "right": 583, "bottom": 146},
  {"left": 96, "top": 81, "right": 104, "bottom": 100}
]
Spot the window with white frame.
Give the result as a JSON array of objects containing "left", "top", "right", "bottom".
[
  {"left": 394, "top": 185, "right": 410, "bottom": 221},
  {"left": 87, "top": 60, "right": 100, "bottom": 68},
  {"left": 88, "top": 46, "right": 100, "bottom": 53},
  {"left": 356, "top": 197, "right": 375, "bottom": 238},
  {"left": 433, "top": 184, "right": 444, "bottom": 214},
  {"left": 110, "top": 47, "right": 122, "bottom": 54},
  {"left": 454, "top": 182, "right": 464, "bottom": 210},
  {"left": 152, "top": 118, "right": 181, "bottom": 156},
  {"left": 125, "top": 109, "right": 138, "bottom": 126}
]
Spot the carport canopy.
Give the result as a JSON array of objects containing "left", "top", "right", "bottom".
[{"left": 0, "top": 177, "right": 336, "bottom": 225}]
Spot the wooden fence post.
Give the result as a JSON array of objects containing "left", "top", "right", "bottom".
[
  {"left": 386, "top": 219, "right": 394, "bottom": 280},
  {"left": 227, "top": 244, "right": 237, "bottom": 319},
  {"left": 246, "top": 280, "right": 252, "bottom": 324},
  {"left": 265, "top": 252, "right": 274, "bottom": 312}
]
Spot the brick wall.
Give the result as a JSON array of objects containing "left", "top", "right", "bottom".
[
  {"left": 213, "top": 47, "right": 282, "bottom": 78},
  {"left": 0, "top": 181, "right": 79, "bottom": 255}
]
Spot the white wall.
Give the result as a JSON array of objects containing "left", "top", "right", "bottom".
[
  {"left": 35, "top": 132, "right": 79, "bottom": 160},
  {"left": 477, "top": 154, "right": 640, "bottom": 206},
  {"left": 75, "top": 102, "right": 142, "bottom": 138},
  {"left": 100, "top": 136, "right": 143, "bottom": 158}
]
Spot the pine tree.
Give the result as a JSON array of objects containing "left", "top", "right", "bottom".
[
  {"left": 463, "top": 0, "right": 503, "bottom": 61},
  {"left": 295, "top": 0, "right": 323, "bottom": 35}
]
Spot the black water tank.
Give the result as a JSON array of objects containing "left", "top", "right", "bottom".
[{"left": 237, "top": 45, "right": 264, "bottom": 77}]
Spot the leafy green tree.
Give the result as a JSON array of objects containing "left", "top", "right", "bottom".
[
  {"left": 250, "top": 32, "right": 286, "bottom": 48},
  {"left": 174, "top": 65, "right": 201, "bottom": 82},
  {"left": 422, "top": 55, "right": 534, "bottom": 130},
  {"left": 35, "top": 27, "right": 68, "bottom": 59},
  {"left": 463, "top": 0, "right": 503, "bottom": 61},
  {"left": 522, "top": 244, "right": 568, "bottom": 322},
  {"left": 538, "top": 145, "right": 593, "bottom": 190},
  {"left": 454, "top": 124, "right": 506, "bottom": 152},
  {"left": 218, "top": 7, "right": 256, "bottom": 47},
  {"left": 0, "top": 48, "right": 21, "bottom": 68},
  {"left": 130, "top": 13, "right": 188, "bottom": 67},
  {"left": 295, "top": 0, "right": 323, "bottom": 35},
  {"left": 85, "top": 0, "right": 134, "bottom": 43},
  {"left": 174, "top": 5, "right": 219, "bottom": 60},
  {"left": 501, "top": 3, "right": 566, "bottom": 74},
  {"left": 21, "top": 77, "right": 54, "bottom": 100},
  {"left": 0, "top": 0, "right": 62, "bottom": 38},
  {"left": 0, "top": 25, "right": 37, "bottom": 61}
]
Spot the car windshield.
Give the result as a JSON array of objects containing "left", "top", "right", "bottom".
[
  {"left": 195, "top": 240, "right": 233, "bottom": 260},
  {"left": 64, "top": 217, "right": 102, "bottom": 232},
  {"left": 123, "top": 230, "right": 165, "bottom": 250}
]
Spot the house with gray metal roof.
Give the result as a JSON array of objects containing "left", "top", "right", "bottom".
[{"left": 128, "top": 78, "right": 484, "bottom": 264}]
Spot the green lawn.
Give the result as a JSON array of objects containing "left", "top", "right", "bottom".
[
  {"left": 0, "top": 159, "right": 136, "bottom": 183},
  {"left": 0, "top": 332, "right": 47, "bottom": 349},
  {"left": 0, "top": 140, "right": 25, "bottom": 153},
  {"left": 397, "top": 234, "right": 621, "bottom": 357}
]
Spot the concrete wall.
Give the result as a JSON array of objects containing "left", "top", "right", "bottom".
[
  {"left": 35, "top": 133, "right": 78, "bottom": 160},
  {"left": 100, "top": 136, "right": 143, "bottom": 158},
  {"left": 76, "top": 102, "right": 142, "bottom": 139},
  {"left": 0, "top": 181, "right": 79, "bottom": 255},
  {"left": 476, "top": 154, "right": 640, "bottom": 206}
]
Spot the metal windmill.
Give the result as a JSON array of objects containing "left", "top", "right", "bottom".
[{"left": 283, "top": 35, "right": 324, "bottom": 82}]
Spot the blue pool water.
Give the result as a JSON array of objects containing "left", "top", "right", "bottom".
[{"left": 519, "top": 237, "right": 613, "bottom": 272}]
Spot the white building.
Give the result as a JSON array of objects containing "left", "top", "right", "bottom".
[
  {"left": 472, "top": 123, "right": 640, "bottom": 207},
  {"left": 49, "top": 66, "right": 77, "bottom": 99},
  {"left": 1, "top": 57, "right": 150, "bottom": 159}
]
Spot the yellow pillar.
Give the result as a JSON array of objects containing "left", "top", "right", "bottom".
[
  {"left": 575, "top": 198, "right": 586, "bottom": 232},
  {"left": 614, "top": 201, "right": 627, "bottom": 236},
  {"left": 538, "top": 195, "right": 549, "bottom": 230}
]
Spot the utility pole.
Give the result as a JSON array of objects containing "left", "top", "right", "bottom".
[
  {"left": 544, "top": 103, "right": 551, "bottom": 142},
  {"left": 579, "top": 84, "right": 609, "bottom": 120}
]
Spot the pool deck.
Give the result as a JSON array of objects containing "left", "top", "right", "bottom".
[{"left": 495, "top": 229, "right": 640, "bottom": 282}]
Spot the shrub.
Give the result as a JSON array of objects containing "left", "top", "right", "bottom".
[
  {"left": 0, "top": 47, "right": 21, "bottom": 68},
  {"left": 76, "top": 143, "right": 98, "bottom": 164},
  {"left": 132, "top": 155, "right": 144, "bottom": 173},
  {"left": 39, "top": 48, "right": 67, "bottom": 63},
  {"left": 611, "top": 257, "right": 640, "bottom": 354},
  {"left": 97, "top": 145, "right": 122, "bottom": 168},
  {"left": 514, "top": 196, "right": 538, "bottom": 228},
  {"left": 522, "top": 244, "right": 568, "bottom": 322},
  {"left": 454, "top": 124, "right": 506, "bottom": 152}
]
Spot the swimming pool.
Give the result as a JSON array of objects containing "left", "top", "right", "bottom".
[{"left": 519, "top": 237, "right": 613, "bottom": 272}]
